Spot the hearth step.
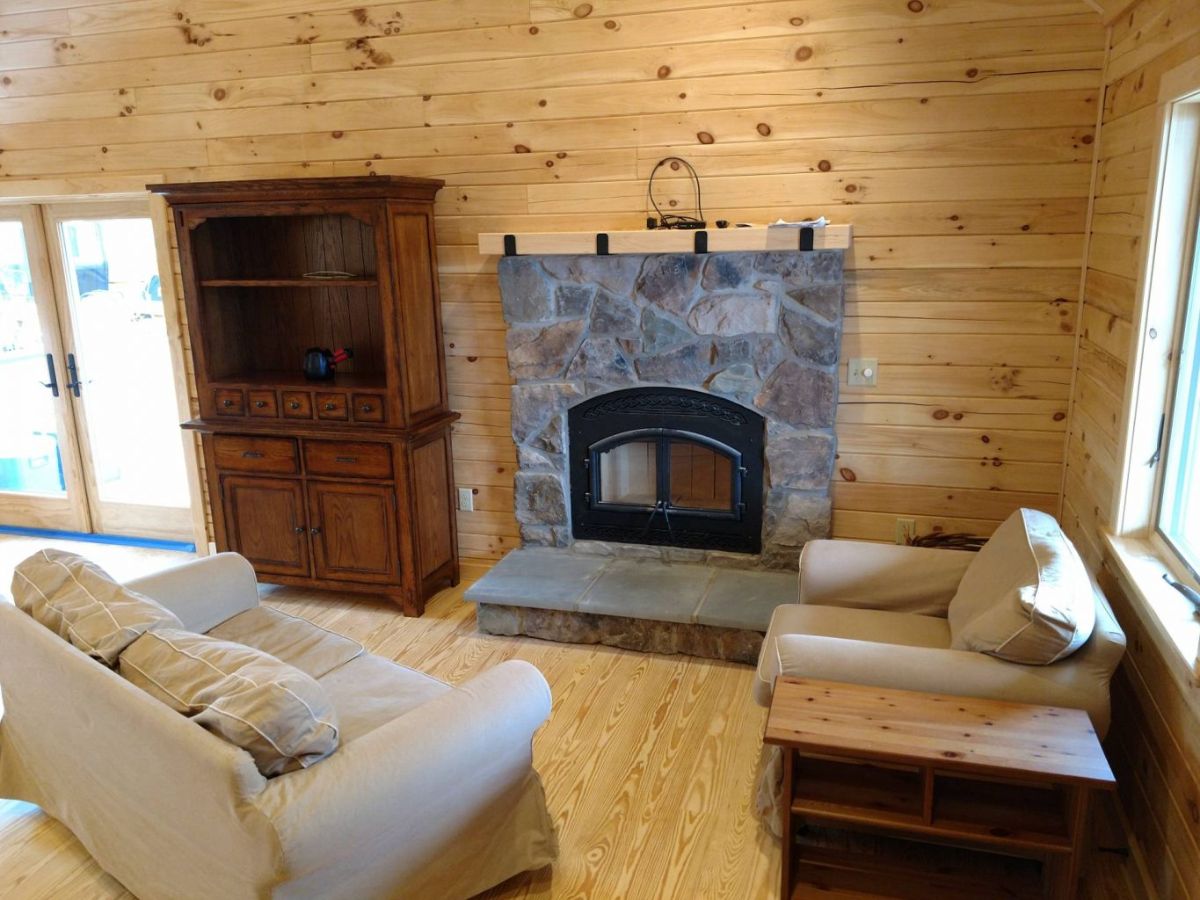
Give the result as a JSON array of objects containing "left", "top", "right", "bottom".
[{"left": 464, "top": 548, "right": 797, "bottom": 662}]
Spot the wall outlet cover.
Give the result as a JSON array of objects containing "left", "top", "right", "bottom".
[
  {"left": 457, "top": 487, "right": 474, "bottom": 512},
  {"left": 848, "top": 358, "right": 879, "bottom": 387},
  {"left": 895, "top": 517, "right": 916, "bottom": 545}
]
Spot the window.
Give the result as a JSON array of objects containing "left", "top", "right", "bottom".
[
  {"left": 1110, "top": 57, "right": 1200, "bottom": 671},
  {"left": 1157, "top": 197, "right": 1200, "bottom": 576}
]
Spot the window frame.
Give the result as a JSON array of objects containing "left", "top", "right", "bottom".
[{"left": 1111, "top": 56, "right": 1200, "bottom": 674}]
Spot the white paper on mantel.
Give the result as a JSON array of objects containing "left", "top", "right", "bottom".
[{"left": 768, "top": 216, "right": 829, "bottom": 228}]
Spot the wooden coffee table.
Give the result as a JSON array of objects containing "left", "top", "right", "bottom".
[{"left": 764, "top": 677, "right": 1116, "bottom": 900}]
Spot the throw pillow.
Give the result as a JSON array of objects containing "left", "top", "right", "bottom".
[
  {"left": 11, "top": 548, "right": 183, "bottom": 666},
  {"left": 119, "top": 628, "right": 340, "bottom": 776},
  {"left": 947, "top": 508, "right": 1096, "bottom": 664}
]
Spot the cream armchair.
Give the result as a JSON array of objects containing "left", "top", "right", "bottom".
[
  {"left": 754, "top": 538, "right": 1127, "bottom": 738},
  {"left": 0, "top": 553, "right": 558, "bottom": 900}
]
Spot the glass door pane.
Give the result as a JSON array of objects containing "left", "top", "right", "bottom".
[
  {"left": 0, "top": 220, "right": 65, "bottom": 497},
  {"left": 55, "top": 215, "right": 191, "bottom": 535},
  {"left": 668, "top": 439, "right": 734, "bottom": 512},
  {"left": 598, "top": 439, "right": 658, "bottom": 507}
]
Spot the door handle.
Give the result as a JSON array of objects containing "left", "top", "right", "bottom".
[
  {"left": 65, "top": 353, "right": 82, "bottom": 398},
  {"left": 40, "top": 353, "right": 59, "bottom": 397}
]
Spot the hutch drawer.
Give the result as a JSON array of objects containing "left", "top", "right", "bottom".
[
  {"left": 352, "top": 393, "right": 386, "bottom": 423},
  {"left": 281, "top": 391, "right": 312, "bottom": 418},
  {"left": 247, "top": 390, "right": 278, "bottom": 417},
  {"left": 315, "top": 392, "right": 349, "bottom": 421},
  {"left": 213, "top": 388, "right": 245, "bottom": 416},
  {"left": 303, "top": 440, "right": 392, "bottom": 480},
  {"left": 212, "top": 435, "right": 300, "bottom": 475}
]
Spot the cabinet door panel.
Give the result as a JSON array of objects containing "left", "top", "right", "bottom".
[
  {"left": 308, "top": 482, "right": 399, "bottom": 584},
  {"left": 390, "top": 209, "right": 445, "bottom": 420},
  {"left": 412, "top": 436, "right": 454, "bottom": 578},
  {"left": 220, "top": 476, "right": 309, "bottom": 577}
]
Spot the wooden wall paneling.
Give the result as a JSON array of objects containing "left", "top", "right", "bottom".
[{"left": 0, "top": 0, "right": 1104, "bottom": 565}]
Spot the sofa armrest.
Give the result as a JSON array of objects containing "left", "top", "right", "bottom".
[
  {"left": 799, "top": 539, "right": 973, "bottom": 615},
  {"left": 257, "top": 659, "right": 554, "bottom": 899},
  {"left": 124, "top": 553, "right": 260, "bottom": 633},
  {"left": 773, "top": 634, "right": 1112, "bottom": 737}
]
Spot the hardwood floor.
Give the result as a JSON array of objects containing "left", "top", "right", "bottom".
[{"left": 0, "top": 538, "right": 1144, "bottom": 899}]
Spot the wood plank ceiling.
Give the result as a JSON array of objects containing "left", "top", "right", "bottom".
[{"left": 0, "top": 0, "right": 1107, "bottom": 558}]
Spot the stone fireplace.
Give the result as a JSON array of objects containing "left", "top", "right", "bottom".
[{"left": 500, "top": 248, "right": 845, "bottom": 569}]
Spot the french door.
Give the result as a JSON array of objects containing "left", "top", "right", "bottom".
[{"left": 0, "top": 201, "right": 194, "bottom": 541}]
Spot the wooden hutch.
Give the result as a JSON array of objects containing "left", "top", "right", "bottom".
[{"left": 152, "top": 176, "right": 458, "bottom": 616}]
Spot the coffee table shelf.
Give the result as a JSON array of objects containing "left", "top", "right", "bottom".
[
  {"left": 789, "top": 833, "right": 1045, "bottom": 900},
  {"left": 765, "top": 677, "right": 1116, "bottom": 899}
]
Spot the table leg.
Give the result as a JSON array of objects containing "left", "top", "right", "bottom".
[
  {"left": 781, "top": 749, "right": 794, "bottom": 900},
  {"left": 1046, "top": 786, "right": 1090, "bottom": 900}
]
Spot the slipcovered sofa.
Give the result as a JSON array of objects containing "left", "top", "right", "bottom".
[{"left": 0, "top": 552, "right": 558, "bottom": 900}]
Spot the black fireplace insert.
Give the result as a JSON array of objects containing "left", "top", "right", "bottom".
[{"left": 567, "top": 387, "right": 764, "bottom": 553}]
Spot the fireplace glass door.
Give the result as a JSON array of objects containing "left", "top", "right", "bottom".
[
  {"left": 590, "top": 429, "right": 741, "bottom": 520},
  {"left": 568, "top": 387, "right": 764, "bottom": 553}
]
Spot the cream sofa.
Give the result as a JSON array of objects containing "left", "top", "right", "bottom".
[
  {"left": 0, "top": 553, "right": 558, "bottom": 900},
  {"left": 754, "top": 535, "right": 1127, "bottom": 737}
]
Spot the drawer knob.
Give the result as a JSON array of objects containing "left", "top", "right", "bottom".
[
  {"left": 222, "top": 399, "right": 234, "bottom": 408},
  {"left": 324, "top": 402, "right": 336, "bottom": 410},
  {"left": 294, "top": 526, "right": 305, "bottom": 534},
  {"left": 242, "top": 450, "right": 264, "bottom": 459},
  {"left": 335, "top": 455, "right": 358, "bottom": 464},
  {"left": 310, "top": 526, "right": 322, "bottom": 536},
  {"left": 361, "top": 404, "right": 374, "bottom": 413},
  {"left": 255, "top": 400, "right": 267, "bottom": 408},
  {"left": 289, "top": 401, "right": 301, "bottom": 410}
]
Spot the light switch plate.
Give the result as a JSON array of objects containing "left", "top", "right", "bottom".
[
  {"left": 457, "top": 487, "right": 475, "bottom": 512},
  {"left": 848, "top": 357, "right": 878, "bottom": 387}
]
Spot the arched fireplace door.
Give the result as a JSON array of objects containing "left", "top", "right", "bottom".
[{"left": 567, "top": 387, "right": 764, "bottom": 553}]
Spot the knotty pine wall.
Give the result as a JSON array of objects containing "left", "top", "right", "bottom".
[
  {"left": 0, "top": 0, "right": 1106, "bottom": 561},
  {"left": 1060, "top": 0, "right": 1200, "bottom": 895}
]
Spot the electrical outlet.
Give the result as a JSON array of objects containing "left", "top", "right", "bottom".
[
  {"left": 457, "top": 487, "right": 475, "bottom": 512},
  {"left": 896, "top": 517, "right": 916, "bottom": 545},
  {"left": 848, "top": 358, "right": 878, "bottom": 387}
]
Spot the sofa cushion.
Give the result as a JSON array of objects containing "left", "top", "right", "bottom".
[
  {"left": 11, "top": 549, "right": 183, "bottom": 666},
  {"left": 948, "top": 508, "right": 1096, "bottom": 664},
  {"left": 754, "top": 604, "right": 951, "bottom": 707},
  {"left": 120, "top": 628, "right": 340, "bottom": 776},
  {"left": 317, "top": 653, "right": 450, "bottom": 743},
  {"left": 207, "top": 606, "right": 363, "bottom": 679}
]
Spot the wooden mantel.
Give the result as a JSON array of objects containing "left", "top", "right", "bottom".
[{"left": 478, "top": 224, "right": 851, "bottom": 256}]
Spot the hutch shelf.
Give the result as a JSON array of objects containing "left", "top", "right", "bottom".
[{"left": 153, "top": 176, "right": 458, "bottom": 616}]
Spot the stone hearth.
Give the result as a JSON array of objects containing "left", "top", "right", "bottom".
[
  {"left": 464, "top": 547, "right": 797, "bottom": 663},
  {"left": 501, "top": 249, "right": 845, "bottom": 569}
]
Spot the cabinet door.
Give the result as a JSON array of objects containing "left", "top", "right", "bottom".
[
  {"left": 220, "top": 476, "right": 310, "bottom": 577},
  {"left": 307, "top": 481, "right": 399, "bottom": 584}
]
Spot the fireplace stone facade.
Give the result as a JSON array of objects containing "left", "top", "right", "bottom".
[{"left": 499, "top": 249, "right": 845, "bottom": 570}]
